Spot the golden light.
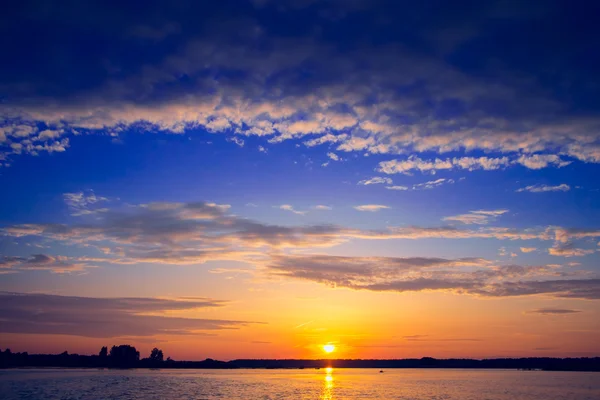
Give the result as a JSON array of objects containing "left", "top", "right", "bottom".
[{"left": 323, "top": 344, "right": 335, "bottom": 353}]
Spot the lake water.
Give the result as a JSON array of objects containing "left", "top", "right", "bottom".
[{"left": 1, "top": 368, "right": 599, "bottom": 399}]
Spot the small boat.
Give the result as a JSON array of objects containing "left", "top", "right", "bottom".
[{"left": 379, "top": 370, "right": 384, "bottom": 373}]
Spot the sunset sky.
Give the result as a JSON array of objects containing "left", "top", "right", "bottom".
[{"left": 1, "top": 0, "right": 599, "bottom": 361}]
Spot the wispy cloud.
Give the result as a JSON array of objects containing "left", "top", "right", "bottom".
[
  {"left": 412, "top": 178, "right": 455, "bottom": 190},
  {"left": 516, "top": 184, "right": 571, "bottom": 193},
  {"left": 278, "top": 204, "right": 307, "bottom": 215},
  {"left": 526, "top": 308, "right": 582, "bottom": 315},
  {"left": 63, "top": 190, "right": 110, "bottom": 216},
  {"left": 266, "top": 254, "right": 600, "bottom": 299},
  {"left": 358, "top": 177, "right": 393, "bottom": 185},
  {"left": 313, "top": 205, "right": 332, "bottom": 210},
  {"left": 0, "top": 292, "right": 255, "bottom": 338},
  {"left": 0, "top": 254, "right": 94, "bottom": 274},
  {"left": 385, "top": 185, "right": 409, "bottom": 191},
  {"left": 354, "top": 204, "right": 391, "bottom": 212},
  {"left": 227, "top": 137, "right": 245, "bottom": 147},
  {"left": 443, "top": 210, "right": 509, "bottom": 225}
]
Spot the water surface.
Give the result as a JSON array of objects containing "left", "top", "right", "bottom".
[{"left": 1, "top": 368, "right": 599, "bottom": 399}]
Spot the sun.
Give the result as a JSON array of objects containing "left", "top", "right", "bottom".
[{"left": 323, "top": 344, "right": 335, "bottom": 353}]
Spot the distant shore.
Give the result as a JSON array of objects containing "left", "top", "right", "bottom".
[{"left": 2, "top": 351, "right": 599, "bottom": 372}]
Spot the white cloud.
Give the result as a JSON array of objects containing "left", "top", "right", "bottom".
[
  {"left": 34, "top": 129, "right": 63, "bottom": 141},
  {"left": 412, "top": 178, "right": 454, "bottom": 190},
  {"left": 378, "top": 156, "right": 453, "bottom": 175},
  {"left": 278, "top": 204, "right": 307, "bottom": 215},
  {"left": 452, "top": 156, "right": 511, "bottom": 171},
  {"left": 520, "top": 247, "right": 537, "bottom": 253},
  {"left": 516, "top": 184, "right": 571, "bottom": 193},
  {"left": 227, "top": 137, "right": 245, "bottom": 147},
  {"left": 443, "top": 209, "right": 509, "bottom": 225},
  {"left": 304, "top": 133, "right": 348, "bottom": 147},
  {"left": 313, "top": 205, "right": 332, "bottom": 210},
  {"left": 516, "top": 154, "right": 571, "bottom": 169},
  {"left": 378, "top": 155, "right": 574, "bottom": 175},
  {"left": 354, "top": 204, "right": 390, "bottom": 212},
  {"left": 358, "top": 176, "right": 393, "bottom": 185},
  {"left": 63, "top": 190, "right": 110, "bottom": 216},
  {"left": 548, "top": 244, "right": 595, "bottom": 257},
  {"left": 327, "top": 152, "right": 340, "bottom": 161},
  {"left": 386, "top": 185, "right": 409, "bottom": 190},
  {"left": 258, "top": 145, "right": 268, "bottom": 153}
]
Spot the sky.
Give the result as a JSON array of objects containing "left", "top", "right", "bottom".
[{"left": 0, "top": 0, "right": 599, "bottom": 361}]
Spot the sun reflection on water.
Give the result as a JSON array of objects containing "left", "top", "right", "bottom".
[{"left": 321, "top": 367, "right": 334, "bottom": 400}]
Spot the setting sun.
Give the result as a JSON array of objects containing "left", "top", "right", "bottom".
[{"left": 323, "top": 344, "right": 335, "bottom": 354}]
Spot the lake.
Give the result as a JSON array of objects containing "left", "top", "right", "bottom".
[{"left": 1, "top": 368, "right": 599, "bottom": 399}]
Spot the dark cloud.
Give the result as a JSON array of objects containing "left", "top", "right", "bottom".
[
  {"left": 527, "top": 308, "right": 582, "bottom": 315},
  {"left": 0, "top": 292, "right": 256, "bottom": 338},
  {"left": 1, "top": 1, "right": 599, "bottom": 166},
  {"left": 0, "top": 254, "right": 91, "bottom": 273},
  {"left": 265, "top": 254, "right": 600, "bottom": 300},
  {"left": 479, "top": 279, "right": 600, "bottom": 300}
]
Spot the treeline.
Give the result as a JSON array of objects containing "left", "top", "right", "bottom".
[
  {"left": 1, "top": 347, "right": 599, "bottom": 371},
  {"left": 0, "top": 345, "right": 183, "bottom": 369}
]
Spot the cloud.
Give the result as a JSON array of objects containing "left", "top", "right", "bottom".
[
  {"left": 267, "top": 254, "right": 491, "bottom": 287},
  {"left": 0, "top": 292, "right": 254, "bottom": 338},
  {"left": 479, "top": 279, "right": 600, "bottom": 299},
  {"left": 386, "top": 185, "right": 409, "bottom": 190},
  {"left": 313, "top": 205, "right": 332, "bottom": 210},
  {"left": 515, "top": 154, "right": 572, "bottom": 169},
  {"left": 548, "top": 244, "right": 595, "bottom": 257},
  {"left": 327, "top": 152, "right": 340, "bottom": 161},
  {"left": 227, "top": 137, "right": 245, "bottom": 147},
  {"left": 265, "top": 254, "right": 600, "bottom": 299},
  {"left": 63, "top": 190, "right": 110, "bottom": 216},
  {"left": 553, "top": 228, "right": 600, "bottom": 243},
  {"left": 443, "top": 209, "right": 509, "bottom": 225},
  {"left": 520, "top": 247, "right": 537, "bottom": 253},
  {"left": 1, "top": 2, "right": 599, "bottom": 168},
  {"left": 354, "top": 204, "right": 390, "bottom": 212},
  {"left": 526, "top": 308, "right": 582, "bottom": 315},
  {"left": 304, "top": 134, "right": 348, "bottom": 147},
  {"left": 278, "top": 204, "right": 307, "bottom": 215},
  {"left": 378, "top": 156, "right": 453, "bottom": 175},
  {"left": 1, "top": 198, "right": 596, "bottom": 273},
  {"left": 358, "top": 177, "right": 393, "bottom": 185},
  {"left": 516, "top": 184, "right": 571, "bottom": 193},
  {"left": 412, "top": 178, "right": 454, "bottom": 190},
  {"left": 378, "top": 155, "right": 575, "bottom": 175},
  {"left": 0, "top": 254, "right": 93, "bottom": 274}
]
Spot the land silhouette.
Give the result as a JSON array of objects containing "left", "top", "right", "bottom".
[{"left": 1, "top": 346, "right": 599, "bottom": 371}]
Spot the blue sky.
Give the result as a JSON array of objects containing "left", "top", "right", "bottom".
[{"left": 0, "top": 0, "right": 599, "bottom": 358}]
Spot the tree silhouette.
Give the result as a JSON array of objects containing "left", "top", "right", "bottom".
[
  {"left": 99, "top": 346, "right": 108, "bottom": 358},
  {"left": 149, "top": 348, "right": 164, "bottom": 363},
  {"left": 109, "top": 345, "right": 140, "bottom": 368}
]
